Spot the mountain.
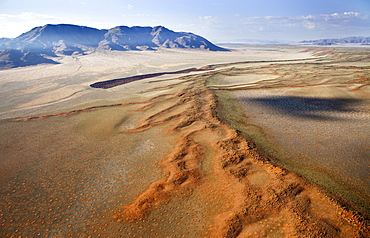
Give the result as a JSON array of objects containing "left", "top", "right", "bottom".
[
  {"left": 300, "top": 36, "right": 370, "bottom": 45},
  {"left": 0, "top": 49, "right": 59, "bottom": 69},
  {"left": 0, "top": 24, "right": 228, "bottom": 69},
  {"left": 99, "top": 26, "right": 226, "bottom": 51},
  {"left": 0, "top": 38, "right": 11, "bottom": 48},
  {"left": 4, "top": 24, "right": 107, "bottom": 56}
]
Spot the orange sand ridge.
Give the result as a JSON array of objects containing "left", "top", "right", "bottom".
[{"left": 111, "top": 75, "right": 369, "bottom": 237}]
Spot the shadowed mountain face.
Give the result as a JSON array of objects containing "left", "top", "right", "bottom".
[
  {"left": 0, "top": 24, "right": 228, "bottom": 69},
  {"left": 100, "top": 26, "right": 157, "bottom": 51},
  {"left": 0, "top": 49, "right": 59, "bottom": 69}
]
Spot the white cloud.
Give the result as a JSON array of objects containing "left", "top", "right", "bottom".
[
  {"left": 304, "top": 22, "right": 316, "bottom": 30},
  {"left": 295, "top": 12, "right": 370, "bottom": 33},
  {"left": 0, "top": 12, "right": 64, "bottom": 37},
  {"left": 298, "top": 12, "right": 367, "bottom": 22},
  {"left": 127, "top": 4, "right": 134, "bottom": 9},
  {"left": 0, "top": 12, "right": 61, "bottom": 21},
  {"left": 199, "top": 16, "right": 216, "bottom": 23},
  {"left": 127, "top": 13, "right": 159, "bottom": 17}
]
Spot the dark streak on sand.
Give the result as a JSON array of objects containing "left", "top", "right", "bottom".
[{"left": 90, "top": 67, "right": 213, "bottom": 89}]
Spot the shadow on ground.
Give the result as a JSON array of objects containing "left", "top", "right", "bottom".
[{"left": 241, "top": 96, "right": 364, "bottom": 120}]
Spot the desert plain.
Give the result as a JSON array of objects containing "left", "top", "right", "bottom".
[{"left": 0, "top": 45, "right": 369, "bottom": 237}]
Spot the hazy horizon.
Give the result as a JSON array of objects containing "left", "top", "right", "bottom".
[{"left": 1, "top": 0, "right": 370, "bottom": 42}]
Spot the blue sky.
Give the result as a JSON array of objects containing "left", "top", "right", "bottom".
[{"left": 1, "top": 0, "right": 369, "bottom": 42}]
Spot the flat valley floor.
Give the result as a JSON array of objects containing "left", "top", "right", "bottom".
[{"left": 0, "top": 45, "right": 369, "bottom": 237}]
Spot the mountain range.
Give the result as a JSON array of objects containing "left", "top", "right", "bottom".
[
  {"left": 300, "top": 36, "right": 370, "bottom": 45},
  {"left": 0, "top": 24, "right": 228, "bottom": 69}
]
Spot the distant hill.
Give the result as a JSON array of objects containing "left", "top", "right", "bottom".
[
  {"left": 300, "top": 36, "right": 370, "bottom": 45},
  {"left": 0, "top": 24, "right": 228, "bottom": 69},
  {"left": 0, "top": 49, "right": 59, "bottom": 70},
  {"left": 0, "top": 38, "right": 11, "bottom": 48},
  {"left": 5, "top": 24, "right": 107, "bottom": 56},
  {"left": 100, "top": 25, "right": 227, "bottom": 51}
]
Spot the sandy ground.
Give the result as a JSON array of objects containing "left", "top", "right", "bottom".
[
  {"left": 0, "top": 47, "right": 313, "bottom": 119},
  {"left": 0, "top": 46, "right": 369, "bottom": 237}
]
